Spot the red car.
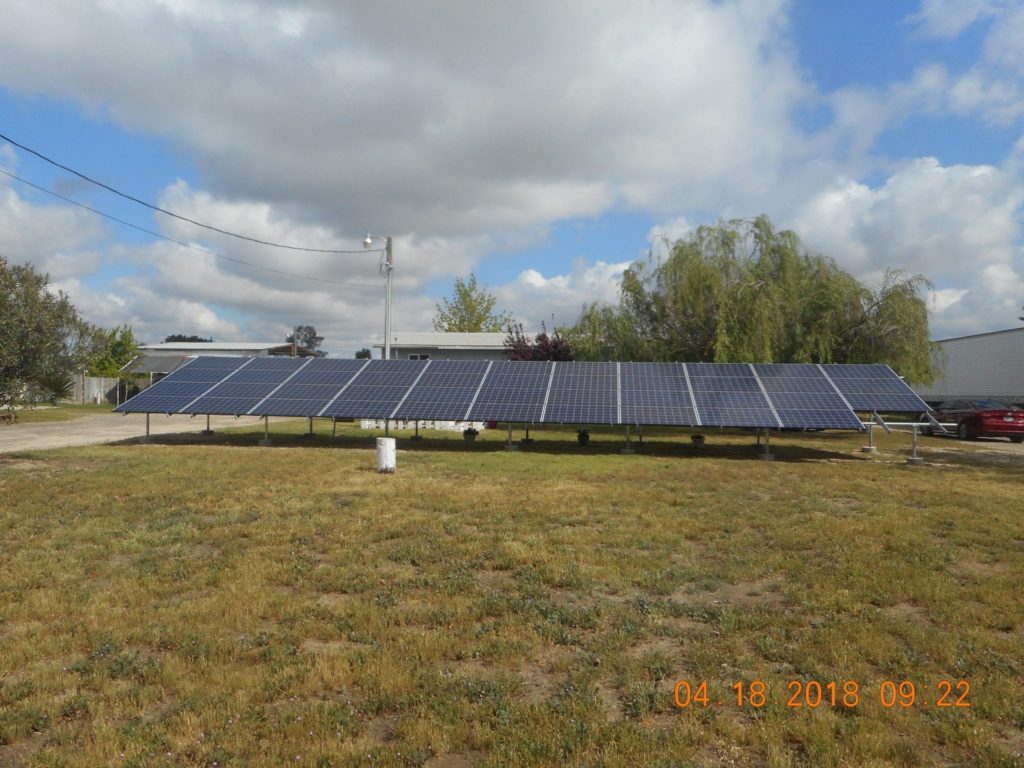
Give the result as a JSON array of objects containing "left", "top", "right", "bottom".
[{"left": 925, "top": 399, "right": 1024, "bottom": 442}]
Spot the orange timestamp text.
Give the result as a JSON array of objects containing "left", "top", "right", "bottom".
[{"left": 673, "top": 679, "right": 971, "bottom": 710}]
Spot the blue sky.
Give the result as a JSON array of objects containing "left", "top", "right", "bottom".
[{"left": 1, "top": 0, "right": 1023, "bottom": 357}]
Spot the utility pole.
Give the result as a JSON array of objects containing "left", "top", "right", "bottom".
[{"left": 364, "top": 234, "right": 394, "bottom": 360}]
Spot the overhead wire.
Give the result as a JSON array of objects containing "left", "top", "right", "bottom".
[
  {"left": 0, "top": 131, "right": 372, "bottom": 254},
  {"left": 0, "top": 168, "right": 384, "bottom": 289}
]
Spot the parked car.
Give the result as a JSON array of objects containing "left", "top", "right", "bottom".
[{"left": 924, "top": 399, "right": 1024, "bottom": 442}]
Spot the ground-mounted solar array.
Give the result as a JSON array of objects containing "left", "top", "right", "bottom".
[{"left": 116, "top": 358, "right": 931, "bottom": 430}]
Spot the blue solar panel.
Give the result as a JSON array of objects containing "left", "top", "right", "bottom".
[
  {"left": 117, "top": 357, "right": 922, "bottom": 431},
  {"left": 320, "top": 360, "right": 426, "bottom": 419},
  {"left": 543, "top": 362, "right": 619, "bottom": 424},
  {"left": 114, "top": 356, "right": 249, "bottom": 413},
  {"left": 753, "top": 363, "right": 864, "bottom": 430},
  {"left": 620, "top": 362, "right": 697, "bottom": 426},
  {"left": 256, "top": 359, "right": 368, "bottom": 417},
  {"left": 466, "top": 361, "right": 553, "bottom": 422},
  {"left": 391, "top": 360, "right": 490, "bottom": 421},
  {"left": 183, "top": 357, "right": 307, "bottom": 415},
  {"left": 686, "top": 363, "right": 780, "bottom": 428},
  {"left": 819, "top": 364, "right": 929, "bottom": 412}
]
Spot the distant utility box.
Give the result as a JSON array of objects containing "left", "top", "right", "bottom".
[{"left": 914, "top": 328, "right": 1024, "bottom": 407}]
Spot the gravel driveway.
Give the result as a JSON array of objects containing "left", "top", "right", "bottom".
[{"left": 0, "top": 413, "right": 265, "bottom": 454}]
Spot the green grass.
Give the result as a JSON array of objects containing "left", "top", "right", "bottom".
[
  {"left": 0, "top": 423, "right": 1021, "bottom": 767},
  {"left": 5, "top": 404, "right": 113, "bottom": 423}
]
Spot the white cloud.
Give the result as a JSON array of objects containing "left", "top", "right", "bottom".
[
  {"left": 907, "top": 0, "right": 1004, "bottom": 39},
  {"left": 495, "top": 259, "right": 631, "bottom": 329},
  {"left": 792, "top": 156, "right": 1024, "bottom": 337}
]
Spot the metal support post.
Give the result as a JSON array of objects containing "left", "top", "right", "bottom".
[
  {"left": 521, "top": 424, "right": 533, "bottom": 445},
  {"left": 201, "top": 413, "right": 213, "bottom": 436},
  {"left": 505, "top": 422, "right": 518, "bottom": 451},
  {"left": 758, "top": 429, "right": 774, "bottom": 461},
  {"left": 861, "top": 423, "right": 877, "bottom": 453},
  {"left": 638, "top": 424, "right": 643, "bottom": 445},
  {"left": 621, "top": 424, "right": 635, "bottom": 455},
  {"left": 384, "top": 418, "right": 389, "bottom": 437},
  {"left": 411, "top": 421, "right": 422, "bottom": 441},
  {"left": 332, "top": 419, "right": 337, "bottom": 438},
  {"left": 140, "top": 413, "right": 152, "bottom": 443},
  {"left": 906, "top": 424, "right": 924, "bottom": 465},
  {"left": 259, "top": 415, "right": 272, "bottom": 446}
]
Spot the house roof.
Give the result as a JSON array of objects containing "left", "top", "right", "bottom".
[
  {"left": 372, "top": 331, "right": 532, "bottom": 350},
  {"left": 139, "top": 342, "right": 294, "bottom": 352}
]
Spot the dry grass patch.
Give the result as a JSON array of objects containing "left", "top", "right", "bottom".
[{"left": 0, "top": 424, "right": 1021, "bottom": 766}]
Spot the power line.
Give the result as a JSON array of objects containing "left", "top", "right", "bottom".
[
  {"left": 0, "top": 168, "right": 384, "bottom": 289},
  {"left": 0, "top": 131, "right": 372, "bottom": 254}
]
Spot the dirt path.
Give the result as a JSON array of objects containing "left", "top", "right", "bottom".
[{"left": 0, "top": 413, "right": 266, "bottom": 454}]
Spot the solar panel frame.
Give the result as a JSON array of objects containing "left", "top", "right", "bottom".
[
  {"left": 257, "top": 359, "right": 370, "bottom": 417},
  {"left": 319, "top": 359, "right": 427, "bottom": 420},
  {"left": 542, "top": 362, "right": 619, "bottom": 424},
  {"left": 465, "top": 360, "right": 553, "bottom": 423},
  {"left": 620, "top": 362, "right": 698, "bottom": 426},
  {"left": 182, "top": 357, "right": 308, "bottom": 415},
  {"left": 753, "top": 363, "right": 864, "bottom": 430},
  {"left": 819, "top": 364, "right": 930, "bottom": 412},
  {"left": 391, "top": 360, "right": 491, "bottom": 421},
  {"left": 686, "top": 362, "right": 781, "bottom": 428},
  {"left": 114, "top": 356, "right": 251, "bottom": 414}
]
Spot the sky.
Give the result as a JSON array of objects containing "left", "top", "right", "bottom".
[{"left": 1, "top": 0, "right": 1023, "bottom": 358}]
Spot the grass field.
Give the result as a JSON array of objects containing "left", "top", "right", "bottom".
[{"left": 0, "top": 422, "right": 1021, "bottom": 767}]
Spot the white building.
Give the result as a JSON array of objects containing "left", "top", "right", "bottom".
[
  {"left": 126, "top": 342, "right": 318, "bottom": 377},
  {"left": 372, "top": 331, "right": 531, "bottom": 361},
  {"left": 913, "top": 328, "right": 1024, "bottom": 406}
]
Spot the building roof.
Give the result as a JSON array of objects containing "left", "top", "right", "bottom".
[
  {"left": 140, "top": 342, "right": 294, "bottom": 352},
  {"left": 934, "top": 327, "right": 1024, "bottom": 344},
  {"left": 372, "top": 331, "right": 531, "bottom": 350}
]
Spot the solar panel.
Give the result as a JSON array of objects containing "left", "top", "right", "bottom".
[
  {"left": 113, "top": 356, "right": 249, "bottom": 414},
  {"left": 465, "top": 361, "right": 553, "bottom": 422},
  {"left": 686, "top": 363, "right": 780, "bottom": 428},
  {"left": 319, "top": 360, "right": 426, "bottom": 419},
  {"left": 542, "top": 362, "right": 619, "bottom": 424},
  {"left": 620, "top": 362, "right": 698, "bottom": 426},
  {"left": 753, "top": 363, "right": 864, "bottom": 429},
  {"left": 255, "top": 359, "right": 369, "bottom": 417},
  {"left": 819, "top": 364, "right": 929, "bottom": 412},
  {"left": 115, "top": 356, "right": 925, "bottom": 431},
  {"left": 183, "top": 357, "right": 308, "bottom": 415},
  {"left": 391, "top": 360, "right": 490, "bottom": 421}
]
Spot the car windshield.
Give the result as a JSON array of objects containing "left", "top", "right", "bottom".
[{"left": 972, "top": 399, "right": 1014, "bottom": 410}]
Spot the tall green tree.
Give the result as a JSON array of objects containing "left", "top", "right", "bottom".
[
  {"left": 88, "top": 326, "right": 140, "bottom": 377},
  {"left": 286, "top": 325, "right": 326, "bottom": 356},
  {"left": 568, "top": 216, "right": 936, "bottom": 382},
  {"left": 433, "top": 273, "right": 513, "bottom": 332},
  {"left": 0, "top": 257, "right": 105, "bottom": 406}
]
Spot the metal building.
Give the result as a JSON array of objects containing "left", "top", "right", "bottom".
[{"left": 914, "top": 328, "right": 1024, "bottom": 406}]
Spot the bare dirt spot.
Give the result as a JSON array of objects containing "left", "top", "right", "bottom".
[
  {"left": 301, "top": 639, "right": 368, "bottom": 655},
  {"left": 317, "top": 592, "right": 359, "bottom": 610},
  {"left": 673, "top": 578, "right": 785, "bottom": 609},
  {"left": 424, "top": 752, "right": 484, "bottom": 768},
  {"left": 363, "top": 714, "right": 400, "bottom": 744},
  {"left": 474, "top": 569, "right": 514, "bottom": 591},
  {"left": 883, "top": 602, "right": 932, "bottom": 625},
  {"left": 517, "top": 646, "right": 576, "bottom": 703},
  {"left": 628, "top": 636, "right": 686, "bottom": 661},
  {"left": 0, "top": 458, "right": 49, "bottom": 471},
  {"left": 595, "top": 682, "right": 624, "bottom": 721},
  {"left": 949, "top": 558, "right": 1013, "bottom": 581}
]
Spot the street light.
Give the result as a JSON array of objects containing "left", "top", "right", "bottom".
[{"left": 363, "top": 233, "right": 394, "bottom": 360}]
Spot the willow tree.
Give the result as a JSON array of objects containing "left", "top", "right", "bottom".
[{"left": 568, "top": 216, "right": 936, "bottom": 383}]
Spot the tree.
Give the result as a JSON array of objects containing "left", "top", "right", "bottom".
[
  {"left": 433, "top": 273, "right": 513, "bottom": 332},
  {"left": 504, "top": 322, "right": 574, "bottom": 361},
  {"left": 0, "top": 257, "right": 105, "bottom": 406},
  {"left": 87, "top": 326, "right": 140, "bottom": 377},
  {"left": 354, "top": 348, "right": 373, "bottom": 359},
  {"left": 165, "top": 334, "right": 212, "bottom": 343},
  {"left": 286, "top": 325, "right": 325, "bottom": 355},
  {"left": 568, "top": 216, "right": 937, "bottom": 382}
]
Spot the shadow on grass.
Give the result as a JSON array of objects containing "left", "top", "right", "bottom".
[{"left": 112, "top": 426, "right": 871, "bottom": 463}]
